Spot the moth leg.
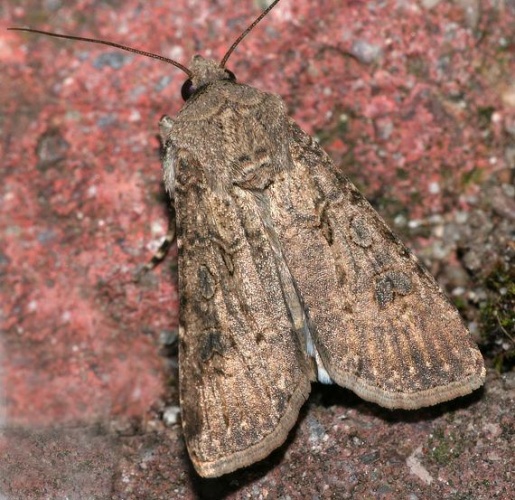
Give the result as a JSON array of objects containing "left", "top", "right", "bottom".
[{"left": 134, "top": 205, "right": 176, "bottom": 281}]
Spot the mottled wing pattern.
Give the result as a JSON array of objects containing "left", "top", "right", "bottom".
[
  {"left": 163, "top": 71, "right": 484, "bottom": 478},
  {"left": 267, "top": 119, "right": 485, "bottom": 409},
  {"left": 165, "top": 82, "right": 313, "bottom": 478}
]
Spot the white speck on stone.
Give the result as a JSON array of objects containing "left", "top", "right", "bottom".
[
  {"left": 150, "top": 220, "right": 166, "bottom": 236},
  {"left": 429, "top": 181, "right": 440, "bottom": 194},
  {"left": 468, "top": 321, "right": 478, "bottom": 335},
  {"left": 502, "top": 84, "right": 515, "bottom": 107},
  {"left": 163, "top": 406, "right": 181, "bottom": 426},
  {"left": 433, "top": 224, "right": 444, "bottom": 239},
  {"left": 351, "top": 39, "right": 383, "bottom": 64},
  {"left": 503, "top": 183, "right": 515, "bottom": 197},
  {"left": 451, "top": 287, "right": 466, "bottom": 296},
  {"left": 61, "top": 311, "right": 71, "bottom": 323},
  {"left": 339, "top": 113, "right": 349, "bottom": 123},
  {"left": 406, "top": 446, "right": 434, "bottom": 485},
  {"left": 129, "top": 110, "right": 141, "bottom": 122},
  {"left": 491, "top": 111, "right": 502, "bottom": 124},
  {"left": 455, "top": 211, "right": 469, "bottom": 224},
  {"left": 394, "top": 214, "right": 408, "bottom": 228},
  {"left": 168, "top": 45, "right": 185, "bottom": 62}
]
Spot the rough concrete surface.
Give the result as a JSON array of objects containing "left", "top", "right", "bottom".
[{"left": 1, "top": 1, "right": 513, "bottom": 498}]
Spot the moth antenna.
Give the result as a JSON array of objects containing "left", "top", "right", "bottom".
[
  {"left": 7, "top": 27, "right": 193, "bottom": 78},
  {"left": 220, "top": 0, "right": 281, "bottom": 68}
]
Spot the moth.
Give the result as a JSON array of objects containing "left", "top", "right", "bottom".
[{"left": 11, "top": 0, "right": 485, "bottom": 478}]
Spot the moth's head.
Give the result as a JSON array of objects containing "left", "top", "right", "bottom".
[{"left": 181, "top": 56, "right": 236, "bottom": 101}]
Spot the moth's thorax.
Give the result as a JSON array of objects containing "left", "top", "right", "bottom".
[
  {"left": 189, "top": 55, "right": 233, "bottom": 88},
  {"left": 163, "top": 80, "right": 288, "bottom": 199}
]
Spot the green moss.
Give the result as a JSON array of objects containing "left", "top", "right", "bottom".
[
  {"left": 406, "top": 55, "right": 429, "bottom": 79},
  {"left": 452, "top": 295, "right": 468, "bottom": 313},
  {"left": 479, "top": 265, "right": 515, "bottom": 372},
  {"left": 476, "top": 106, "right": 496, "bottom": 129},
  {"left": 315, "top": 110, "right": 352, "bottom": 146},
  {"left": 428, "top": 427, "right": 464, "bottom": 466},
  {"left": 461, "top": 166, "right": 484, "bottom": 187},
  {"left": 396, "top": 167, "right": 409, "bottom": 180}
]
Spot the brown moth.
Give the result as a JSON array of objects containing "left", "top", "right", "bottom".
[{"left": 11, "top": 0, "right": 485, "bottom": 478}]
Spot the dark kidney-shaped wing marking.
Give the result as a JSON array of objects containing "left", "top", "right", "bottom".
[{"left": 266, "top": 119, "right": 485, "bottom": 410}]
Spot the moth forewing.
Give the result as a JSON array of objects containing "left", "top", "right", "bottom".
[
  {"left": 277, "top": 121, "right": 486, "bottom": 410},
  {"left": 160, "top": 57, "right": 484, "bottom": 477},
  {"left": 163, "top": 68, "right": 315, "bottom": 478}
]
